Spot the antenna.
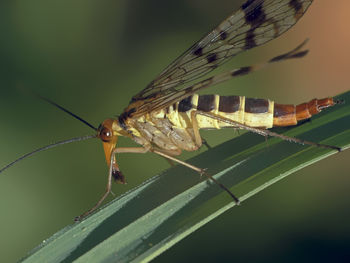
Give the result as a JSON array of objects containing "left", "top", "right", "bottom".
[
  {"left": 1, "top": 93, "right": 100, "bottom": 174},
  {"left": 0, "top": 135, "right": 97, "bottom": 174},
  {"left": 35, "top": 94, "right": 98, "bottom": 131}
]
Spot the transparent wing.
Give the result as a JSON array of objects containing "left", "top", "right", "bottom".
[
  {"left": 127, "top": 0, "right": 313, "bottom": 116},
  {"left": 130, "top": 39, "right": 309, "bottom": 116}
]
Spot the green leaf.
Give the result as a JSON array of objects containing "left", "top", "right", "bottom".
[{"left": 21, "top": 91, "right": 350, "bottom": 263}]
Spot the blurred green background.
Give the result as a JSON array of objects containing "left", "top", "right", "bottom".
[{"left": 0, "top": 0, "right": 349, "bottom": 262}]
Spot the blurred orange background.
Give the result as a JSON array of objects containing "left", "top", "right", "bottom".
[{"left": 0, "top": 1, "right": 349, "bottom": 262}]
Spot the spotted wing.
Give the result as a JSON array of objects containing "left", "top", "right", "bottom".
[
  {"left": 128, "top": 0, "right": 313, "bottom": 117},
  {"left": 131, "top": 39, "right": 309, "bottom": 115}
]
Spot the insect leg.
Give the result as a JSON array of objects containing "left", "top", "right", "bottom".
[
  {"left": 152, "top": 149, "right": 240, "bottom": 204},
  {"left": 158, "top": 149, "right": 182, "bottom": 167},
  {"left": 196, "top": 111, "right": 342, "bottom": 152},
  {"left": 75, "top": 146, "right": 150, "bottom": 221},
  {"left": 191, "top": 110, "right": 202, "bottom": 147},
  {"left": 191, "top": 110, "right": 213, "bottom": 149}
]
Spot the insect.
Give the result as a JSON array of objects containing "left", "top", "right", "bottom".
[{"left": 0, "top": 0, "right": 343, "bottom": 220}]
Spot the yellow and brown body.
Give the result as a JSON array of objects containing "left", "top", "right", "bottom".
[
  {"left": 115, "top": 94, "right": 337, "bottom": 155},
  {"left": 170, "top": 94, "right": 336, "bottom": 129}
]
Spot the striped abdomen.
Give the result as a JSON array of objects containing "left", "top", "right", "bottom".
[{"left": 167, "top": 94, "right": 337, "bottom": 129}]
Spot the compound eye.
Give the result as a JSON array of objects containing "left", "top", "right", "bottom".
[{"left": 100, "top": 127, "right": 113, "bottom": 142}]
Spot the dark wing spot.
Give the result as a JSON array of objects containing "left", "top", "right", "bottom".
[
  {"left": 289, "top": 0, "right": 302, "bottom": 13},
  {"left": 289, "top": 0, "right": 304, "bottom": 19},
  {"left": 206, "top": 53, "right": 217, "bottom": 63},
  {"left": 243, "top": 1, "right": 266, "bottom": 49},
  {"left": 270, "top": 50, "right": 309, "bottom": 63},
  {"left": 245, "top": 3, "right": 265, "bottom": 27},
  {"left": 219, "top": 31, "right": 228, "bottom": 40},
  {"left": 232, "top": 66, "right": 252, "bottom": 77},
  {"left": 269, "top": 53, "right": 288, "bottom": 63},
  {"left": 193, "top": 46, "right": 203, "bottom": 56},
  {"left": 245, "top": 31, "right": 257, "bottom": 49}
]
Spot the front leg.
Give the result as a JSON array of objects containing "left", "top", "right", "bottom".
[
  {"left": 111, "top": 146, "right": 152, "bottom": 183},
  {"left": 75, "top": 146, "right": 150, "bottom": 221}
]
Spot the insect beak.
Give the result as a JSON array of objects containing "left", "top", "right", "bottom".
[
  {"left": 102, "top": 136, "right": 117, "bottom": 169},
  {"left": 102, "top": 135, "right": 126, "bottom": 184},
  {"left": 102, "top": 138, "right": 126, "bottom": 184}
]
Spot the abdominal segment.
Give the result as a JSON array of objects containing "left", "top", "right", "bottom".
[
  {"left": 273, "top": 98, "right": 336, "bottom": 126},
  {"left": 165, "top": 94, "right": 337, "bottom": 130}
]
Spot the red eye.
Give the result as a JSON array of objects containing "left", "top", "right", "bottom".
[{"left": 100, "top": 127, "right": 112, "bottom": 142}]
